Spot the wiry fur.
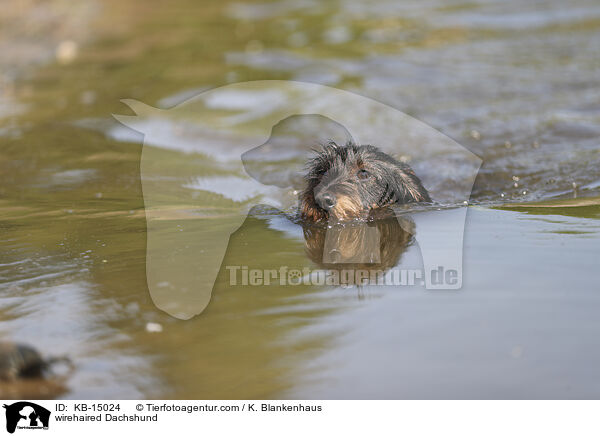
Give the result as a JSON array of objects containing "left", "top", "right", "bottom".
[{"left": 300, "top": 142, "right": 431, "bottom": 221}]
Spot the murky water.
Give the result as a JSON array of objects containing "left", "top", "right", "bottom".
[{"left": 0, "top": 0, "right": 599, "bottom": 398}]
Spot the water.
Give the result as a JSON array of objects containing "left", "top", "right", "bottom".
[{"left": 0, "top": 0, "right": 598, "bottom": 398}]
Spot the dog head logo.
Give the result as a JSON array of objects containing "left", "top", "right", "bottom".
[
  {"left": 3, "top": 402, "right": 50, "bottom": 434},
  {"left": 114, "top": 80, "right": 481, "bottom": 319}
]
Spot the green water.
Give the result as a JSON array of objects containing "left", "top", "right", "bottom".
[{"left": 0, "top": 0, "right": 599, "bottom": 399}]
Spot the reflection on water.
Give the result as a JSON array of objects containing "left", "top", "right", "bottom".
[
  {"left": 303, "top": 212, "right": 415, "bottom": 273},
  {"left": 0, "top": 0, "right": 599, "bottom": 398}
]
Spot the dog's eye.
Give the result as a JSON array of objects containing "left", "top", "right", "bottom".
[{"left": 357, "top": 169, "right": 370, "bottom": 180}]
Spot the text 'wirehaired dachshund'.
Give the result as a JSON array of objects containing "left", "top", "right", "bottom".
[{"left": 300, "top": 142, "right": 431, "bottom": 221}]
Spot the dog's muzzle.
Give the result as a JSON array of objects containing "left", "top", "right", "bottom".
[{"left": 315, "top": 192, "right": 336, "bottom": 210}]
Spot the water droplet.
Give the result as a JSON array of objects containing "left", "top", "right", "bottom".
[
  {"left": 56, "top": 40, "right": 78, "bottom": 64},
  {"left": 145, "top": 322, "right": 163, "bottom": 333}
]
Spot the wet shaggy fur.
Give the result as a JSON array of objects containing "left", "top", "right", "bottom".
[{"left": 300, "top": 142, "right": 431, "bottom": 221}]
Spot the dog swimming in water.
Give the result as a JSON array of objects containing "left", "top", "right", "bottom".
[{"left": 300, "top": 142, "right": 431, "bottom": 221}]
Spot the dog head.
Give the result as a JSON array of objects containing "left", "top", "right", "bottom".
[{"left": 300, "top": 142, "right": 431, "bottom": 221}]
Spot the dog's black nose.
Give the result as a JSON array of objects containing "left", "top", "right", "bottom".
[{"left": 316, "top": 193, "right": 336, "bottom": 210}]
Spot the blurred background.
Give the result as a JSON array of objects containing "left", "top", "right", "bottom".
[{"left": 0, "top": 0, "right": 599, "bottom": 399}]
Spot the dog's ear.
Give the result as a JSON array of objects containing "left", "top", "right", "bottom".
[{"left": 388, "top": 165, "right": 431, "bottom": 203}]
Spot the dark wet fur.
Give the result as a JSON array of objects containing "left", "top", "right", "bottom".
[{"left": 300, "top": 142, "right": 431, "bottom": 221}]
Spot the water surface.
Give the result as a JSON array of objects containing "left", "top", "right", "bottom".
[{"left": 0, "top": 0, "right": 599, "bottom": 398}]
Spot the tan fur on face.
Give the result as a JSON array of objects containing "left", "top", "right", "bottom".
[
  {"left": 330, "top": 194, "right": 364, "bottom": 220},
  {"left": 300, "top": 191, "right": 328, "bottom": 221}
]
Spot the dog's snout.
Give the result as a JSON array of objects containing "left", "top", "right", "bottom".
[{"left": 316, "top": 192, "right": 336, "bottom": 210}]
